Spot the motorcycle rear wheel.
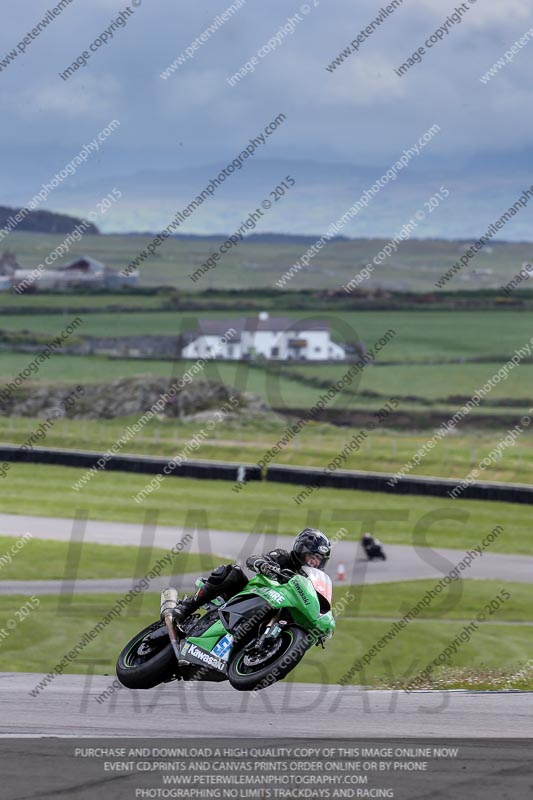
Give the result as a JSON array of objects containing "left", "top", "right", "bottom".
[
  {"left": 227, "top": 625, "right": 309, "bottom": 691},
  {"left": 116, "top": 620, "right": 176, "bottom": 689}
]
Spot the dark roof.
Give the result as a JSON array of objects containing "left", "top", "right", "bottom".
[
  {"left": 62, "top": 257, "right": 106, "bottom": 273},
  {"left": 194, "top": 319, "right": 245, "bottom": 337},
  {"left": 292, "top": 319, "right": 330, "bottom": 332},
  {"left": 244, "top": 317, "right": 330, "bottom": 332}
]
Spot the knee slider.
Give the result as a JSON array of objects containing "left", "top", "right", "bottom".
[
  {"left": 207, "top": 564, "right": 233, "bottom": 586},
  {"left": 223, "top": 564, "right": 248, "bottom": 597}
]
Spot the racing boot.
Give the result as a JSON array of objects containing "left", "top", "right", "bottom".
[
  {"left": 170, "top": 585, "right": 209, "bottom": 628},
  {"left": 164, "top": 565, "right": 247, "bottom": 628}
]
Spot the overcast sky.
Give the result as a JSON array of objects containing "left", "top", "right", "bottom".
[{"left": 2, "top": 0, "right": 533, "bottom": 235}]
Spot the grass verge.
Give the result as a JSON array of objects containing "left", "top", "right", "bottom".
[
  {"left": 0, "top": 536, "right": 221, "bottom": 581},
  {"left": 2, "top": 580, "right": 531, "bottom": 688},
  {"left": 0, "top": 464, "right": 531, "bottom": 554},
  {"left": 0, "top": 415, "right": 532, "bottom": 483}
]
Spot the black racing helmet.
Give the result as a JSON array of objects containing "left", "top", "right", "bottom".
[{"left": 292, "top": 528, "right": 331, "bottom": 571}]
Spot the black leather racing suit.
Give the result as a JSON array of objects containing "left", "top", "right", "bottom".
[
  {"left": 246, "top": 548, "right": 302, "bottom": 579},
  {"left": 175, "top": 550, "right": 301, "bottom": 620}
]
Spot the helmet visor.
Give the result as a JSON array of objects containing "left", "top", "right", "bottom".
[
  {"left": 303, "top": 552, "right": 324, "bottom": 568},
  {"left": 301, "top": 551, "right": 330, "bottom": 570}
]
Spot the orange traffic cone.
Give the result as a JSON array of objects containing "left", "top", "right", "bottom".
[{"left": 337, "top": 563, "right": 346, "bottom": 581}]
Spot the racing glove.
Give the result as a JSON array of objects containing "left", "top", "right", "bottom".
[
  {"left": 258, "top": 562, "right": 296, "bottom": 584},
  {"left": 253, "top": 558, "right": 284, "bottom": 581},
  {"left": 279, "top": 569, "right": 296, "bottom": 582}
]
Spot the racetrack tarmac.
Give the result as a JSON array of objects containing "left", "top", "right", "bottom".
[
  {"left": 1, "top": 513, "right": 533, "bottom": 589},
  {"left": 2, "top": 513, "right": 533, "bottom": 750},
  {"left": 2, "top": 674, "right": 532, "bottom": 738}
]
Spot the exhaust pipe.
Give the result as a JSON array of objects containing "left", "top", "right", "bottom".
[
  {"left": 160, "top": 588, "right": 182, "bottom": 662},
  {"left": 160, "top": 587, "right": 179, "bottom": 617}
]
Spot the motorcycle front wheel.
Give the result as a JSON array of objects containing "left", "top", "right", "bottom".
[
  {"left": 227, "top": 625, "right": 309, "bottom": 691},
  {"left": 116, "top": 620, "right": 176, "bottom": 689}
]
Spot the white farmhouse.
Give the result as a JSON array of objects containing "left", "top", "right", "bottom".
[{"left": 182, "top": 313, "right": 346, "bottom": 361}]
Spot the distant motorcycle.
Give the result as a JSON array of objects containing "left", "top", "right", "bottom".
[
  {"left": 361, "top": 535, "right": 387, "bottom": 561},
  {"left": 116, "top": 567, "right": 335, "bottom": 692}
]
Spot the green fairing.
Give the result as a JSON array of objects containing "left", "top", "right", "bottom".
[
  {"left": 187, "top": 572, "right": 335, "bottom": 655},
  {"left": 117, "top": 568, "right": 336, "bottom": 691},
  {"left": 188, "top": 619, "right": 227, "bottom": 651}
]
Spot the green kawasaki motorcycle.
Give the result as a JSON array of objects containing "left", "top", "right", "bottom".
[{"left": 116, "top": 567, "right": 335, "bottom": 691}]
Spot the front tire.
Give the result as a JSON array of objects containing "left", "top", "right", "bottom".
[
  {"left": 228, "top": 625, "right": 309, "bottom": 691},
  {"left": 116, "top": 621, "right": 177, "bottom": 689}
]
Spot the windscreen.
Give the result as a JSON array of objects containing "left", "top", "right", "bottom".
[{"left": 301, "top": 566, "right": 333, "bottom": 608}]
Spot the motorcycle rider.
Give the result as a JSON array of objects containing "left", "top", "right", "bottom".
[
  {"left": 167, "top": 528, "right": 331, "bottom": 628},
  {"left": 361, "top": 531, "right": 385, "bottom": 560}
]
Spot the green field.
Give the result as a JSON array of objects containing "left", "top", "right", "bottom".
[
  {"left": 345, "top": 579, "right": 532, "bottom": 622},
  {"left": 0, "top": 293, "right": 165, "bottom": 310},
  {"left": 0, "top": 356, "right": 531, "bottom": 423},
  {"left": 0, "top": 253, "right": 530, "bottom": 697},
  {"left": 3, "top": 355, "right": 532, "bottom": 404},
  {"left": 2, "top": 581, "right": 531, "bottom": 689},
  {"left": 0, "top": 308, "right": 530, "bottom": 423},
  {"left": 5, "top": 231, "right": 533, "bottom": 291},
  {"left": 292, "top": 361, "right": 533, "bottom": 401},
  {"left": 329, "top": 617, "right": 533, "bottom": 690},
  {"left": 1, "top": 319, "right": 532, "bottom": 440},
  {"left": 0, "top": 464, "right": 529, "bottom": 554},
  {"left": 0, "top": 415, "right": 532, "bottom": 484},
  {"left": 0, "top": 309, "right": 531, "bottom": 363}
]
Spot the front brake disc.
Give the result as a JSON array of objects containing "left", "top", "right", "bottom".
[{"left": 243, "top": 637, "right": 283, "bottom": 667}]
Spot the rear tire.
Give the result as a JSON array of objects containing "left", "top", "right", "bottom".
[
  {"left": 116, "top": 621, "right": 177, "bottom": 689},
  {"left": 228, "top": 625, "right": 309, "bottom": 691}
]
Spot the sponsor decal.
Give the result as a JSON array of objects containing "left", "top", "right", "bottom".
[
  {"left": 293, "top": 578, "right": 310, "bottom": 606},
  {"left": 187, "top": 643, "right": 226, "bottom": 672},
  {"left": 318, "top": 545, "right": 329, "bottom": 554},
  {"left": 212, "top": 634, "right": 234, "bottom": 661},
  {"left": 181, "top": 642, "right": 190, "bottom": 655},
  {"left": 265, "top": 588, "right": 284, "bottom": 604}
]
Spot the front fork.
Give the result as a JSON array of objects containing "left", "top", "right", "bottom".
[
  {"left": 258, "top": 614, "right": 328, "bottom": 651},
  {"left": 254, "top": 612, "right": 285, "bottom": 649}
]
